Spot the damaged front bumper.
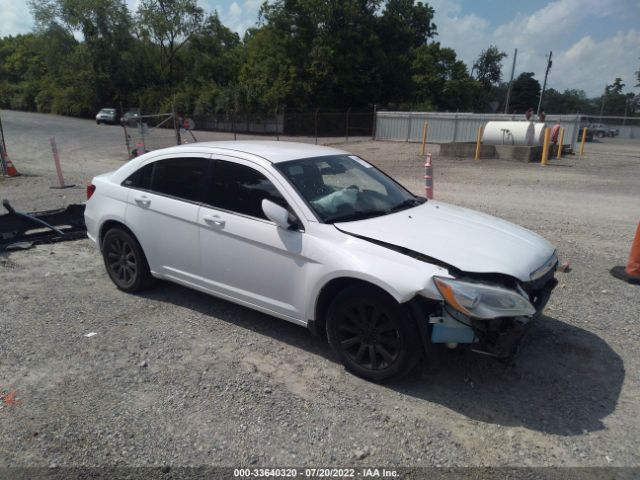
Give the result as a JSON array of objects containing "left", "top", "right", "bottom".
[
  {"left": 425, "top": 273, "right": 558, "bottom": 360},
  {"left": 0, "top": 200, "right": 86, "bottom": 251}
]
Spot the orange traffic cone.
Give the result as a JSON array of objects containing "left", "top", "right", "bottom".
[
  {"left": 610, "top": 223, "right": 640, "bottom": 285},
  {"left": 5, "top": 158, "right": 19, "bottom": 177}
]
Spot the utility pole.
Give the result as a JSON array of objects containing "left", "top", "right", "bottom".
[
  {"left": 599, "top": 87, "right": 607, "bottom": 122},
  {"left": 623, "top": 97, "right": 630, "bottom": 126},
  {"left": 504, "top": 48, "right": 517, "bottom": 114},
  {"left": 0, "top": 112, "right": 6, "bottom": 153},
  {"left": 537, "top": 51, "right": 553, "bottom": 116},
  {"left": 0, "top": 112, "right": 7, "bottom": 174}
]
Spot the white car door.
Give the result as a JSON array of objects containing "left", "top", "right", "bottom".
[
  {"left": 124, "top": 154, "right": 209, "bottom": 284},
  {"left": 198, "top": 157, "right": 311, "bottom": 323}
]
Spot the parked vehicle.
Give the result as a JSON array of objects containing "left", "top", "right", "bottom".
[
  {"left": 589, "top": 123, "right": 619, "bottom": 138},
  {"left": 577, "top": 124, "right": 593, "bottom": 142},
  {"left": 85, "top": 141, "right": 558, "bottom": 381},
  {"left": 95, "top": 108, "right": 118, "bottom": 125},
  {"left": 120, "top": 109, "right": 141, "bottom": 126}
]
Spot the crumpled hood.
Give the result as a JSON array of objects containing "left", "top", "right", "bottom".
[{"left": 335, "top": 201, "right": 556, "bottom": 282}]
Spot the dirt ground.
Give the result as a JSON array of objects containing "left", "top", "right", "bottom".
[{"left": 1, "top": 110, "right": 639, "bottom": 472}]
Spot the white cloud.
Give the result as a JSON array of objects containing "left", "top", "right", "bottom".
[
  {"left": 430, "top": 0, "right": 640, "bottom": 97},
  {"left": 564, "top": 35, "right": 596, "bottom": 61},
  {"left": 554, "top": 30, "right": 640, "bottom": 95},
  {"left": 0, "top": 0, "right": 33, "bottom": 36},
  {"left": 493, "top": 0, "right": 602, "bottom": 48},
  {"left": 125, "top": 0, "right": 141, "bottom": 14},
  {"left": 229, "top": 1, "right": 242, "bottom": 18},
  {"left": 434, "top": 11, "right": 491, "bottom": 63},
  {"left": 206, "top": 0, "right": 260, "bottom": 34}
]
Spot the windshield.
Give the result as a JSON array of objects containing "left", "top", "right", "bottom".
[{"left": 276, "top": 154, "right": 424, "bottom": 223}]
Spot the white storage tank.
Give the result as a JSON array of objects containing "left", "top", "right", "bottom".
[
  {"left": 532, "top": 122, "right": 547, "bottom": 146},
  {"left": 482, "top": 121, "right": 535, "bottom": 146}
]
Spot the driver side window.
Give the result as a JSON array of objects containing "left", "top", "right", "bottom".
[{"left": 207, "top": 160, "right": 288, "bottom": 220}]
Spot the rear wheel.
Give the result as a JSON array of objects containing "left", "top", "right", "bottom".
[
  {"left": 102, "top": 228, "right": 154, "bottom": 292},
  {"left": 326, "top": 285, "right": 421, "bottom": 382}
]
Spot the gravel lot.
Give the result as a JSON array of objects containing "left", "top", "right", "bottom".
[{"left": 1, "top": 110, "right": 639, "bottom": 473}]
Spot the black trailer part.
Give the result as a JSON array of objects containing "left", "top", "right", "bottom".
[{"left": 0, "top": 200, "right": 87, "bottom": 252}]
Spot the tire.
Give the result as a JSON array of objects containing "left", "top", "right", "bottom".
[
  {"left": 102, "top": 228, "right": 155, "bottom": 292},
  {"left": 596, "top": 131, "right": 605, "bottom": 138},
  {"left": 96, "top": 120, "right": 101, "bottom": 125},
  {"left": 326, "top": 285, "right": 421, "bottom": 382}
]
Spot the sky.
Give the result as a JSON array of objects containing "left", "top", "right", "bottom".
[{"left": 1, "top": 0, "right": 639, "bottom": 97}]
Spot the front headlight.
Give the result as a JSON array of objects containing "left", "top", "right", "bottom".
[{"left": 433, "top": 277, "right": 536, "bottom": 319}]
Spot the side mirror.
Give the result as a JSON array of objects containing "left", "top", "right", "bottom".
[{"left": 262, "top": 199, "right": 296, "bottom": 229}]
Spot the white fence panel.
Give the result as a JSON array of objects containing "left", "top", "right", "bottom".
[{"left": 375, "top": 111, "right": 584, "bottom": 148}]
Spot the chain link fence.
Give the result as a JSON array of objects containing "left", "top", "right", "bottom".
[
  {"left": 117, "top": 108, "right": 375, "bottom": 157},
  {"left": 192, "top": 109, "right": 374, "bottom": 141}
]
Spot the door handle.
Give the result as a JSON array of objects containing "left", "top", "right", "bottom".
[
  {"left": 203, "top": 214, "right": 225, "bottom": 227},
  {"left": 134, "top": 195, "right": 150, "bottom": 207}
]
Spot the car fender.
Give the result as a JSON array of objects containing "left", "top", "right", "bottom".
[
  {"left": 86, "top": 176, "right": 130, "bottom": 249},
  {"left": 95, "top": 213, "right": 130, "bottom": 249},
  {"left": 303, "top": 234, "right": 448, "bottom": 321}
]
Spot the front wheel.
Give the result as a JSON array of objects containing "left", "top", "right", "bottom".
[
  {"left": 326, "top": 285, "right": 421, "bottom": 382},
  {"left": 102, "top": 228, "right": 155, "bottom": 292}
]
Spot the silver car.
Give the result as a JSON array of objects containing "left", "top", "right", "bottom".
[{"left": 95, "top": 108, "right": 118, "bottom": 125}]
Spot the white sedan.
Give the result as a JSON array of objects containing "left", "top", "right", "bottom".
[
  {"left": 85, "top": 141, "right": 558, "bottom": 381},
  {"left": 95, "top": 108, "right": 118, "bottom": 125}
]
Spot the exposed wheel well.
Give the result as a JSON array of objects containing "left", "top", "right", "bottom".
[
  {"left": 312, "top": 277, "right": 441, "bottom": 354},
  {"left": 313, "top": 278, "right": 398, "bottom": 337},
  {"left": 99, "top": 220, "right": 138, "bottom": 251}
]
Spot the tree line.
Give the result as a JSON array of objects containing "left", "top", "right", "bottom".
[{"left": 0, "top": 0, "right": 638, "bottom": 119}]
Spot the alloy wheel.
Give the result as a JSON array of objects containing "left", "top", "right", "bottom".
[
  {"left": 106, "top": 236, "right": 138, "bottom": 287},
  {"left": 336, "top": 302, "right": 401, "bottom": 370}
]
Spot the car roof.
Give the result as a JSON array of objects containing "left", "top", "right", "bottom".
[
  {"left": 109, "top": 141, "right": 354, "bottom": 188},
  {"left": 155, "top": 141, "right": 349, "bottom": 164}
]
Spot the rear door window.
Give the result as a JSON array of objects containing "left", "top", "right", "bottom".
[
  {"left": 123, "top": 157, "right": 209, "bottom": 203},
  {"left": 122, "top": 163, "right": 153, "bottom": 189}
]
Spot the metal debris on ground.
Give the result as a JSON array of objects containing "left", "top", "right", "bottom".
[
  {"left": 558, "top": 261, "right": 572, "bottom": 273},
  {"left": 0, "top": 388, "right": 21, "bottom": 407}
]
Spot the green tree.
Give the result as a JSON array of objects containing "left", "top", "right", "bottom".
[
  {"left": 601, "top": 78, "right": 631, "bottom": 115},
  {"left": 472, "top": 45, "right": 507, "bottom": 89},
  {"left": 605, "top": 77, "right": 625, "bottom": 95},
  {"left": 135, "top": 0, "right": 204, "bottom": 87},
  {"left": 470, "top": 45, "right": 507, "bottom": 112},
  {"left": 184, "top": 13, "right": 241, "bottom": 88},
  {"left": 508, "top": 72, "right": 540, "bottom": 114},
  {"left": 242, "top": 0, "right": 387, "bottom": 109},
  {"left": 411, "top": 42, "right": 479, "bottom": 111},
  {"left": 542, "top": 88, "right": 593, "bottom": 114},
  {"left": 377, "top": 0, "right": 436, "bottom": 103},
  {"left": 28, "top": 0, "right": 135, "bottom": 110},
  {"left": 236, "top": 26, "right": 297, "bottom": 112},
  {"left": 0, "top": 34, "right": 47, "bottom": 110}
]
